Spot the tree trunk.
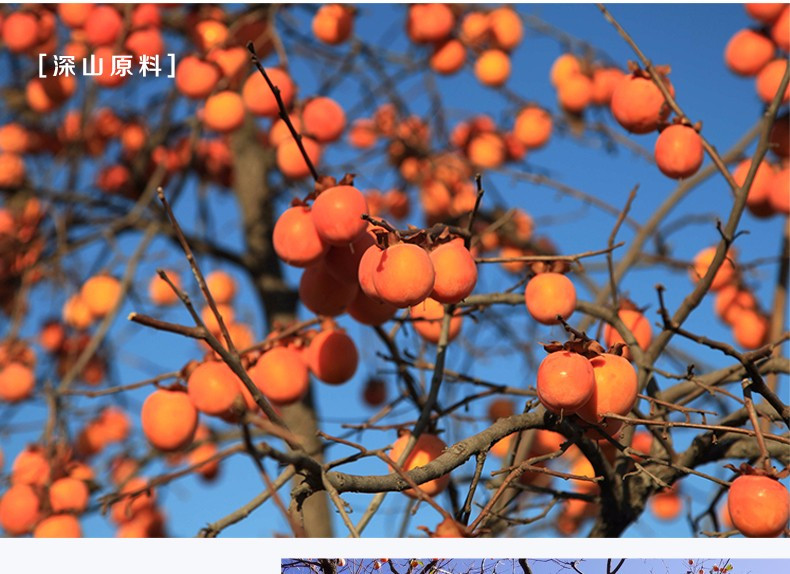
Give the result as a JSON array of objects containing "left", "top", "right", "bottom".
[{"left": 230, "top": 116, "right": 333, "bottom": 537}]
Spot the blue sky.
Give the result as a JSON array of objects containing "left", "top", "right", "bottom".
[{"left": 1, "top": 3, "right": 787, "bottom": 539}]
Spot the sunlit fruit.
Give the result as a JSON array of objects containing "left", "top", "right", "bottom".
[
  {"left": 205, "top": 270, "right": 236, "bottom": 305},
  {"left": 0, "top": 362, "right": 35, "bottom": 403},
  {"left": 312, "top": 185, "right": 368, "bottom": 246},
  {"left": 175, "top": 56, "right": 221, "bottom": 99},
  {"left": 727, "top": 474, "right": 789, "bottom": 537},
  {"left": 242, "top": 68, "right": 295, "bottom": 117},
  {"left": 374, "top": 243, "right": 436, "bottom": 308},
  {"left": 188, "top": 361, "right": 244, "bottom": 416},
  {"left": 148, "top": 270, "right": 181, "bottom": 306},
  {"left": 81, "top": 274, "right": 122, "bottom": 319},
  {"left": 141, "top": 388, "right": 199, "bottom": 451},
  {"left": 312, "top": 4, "right": 353, "bottom": 45},
  {"left": 407, "top": 3, "right": 454, "bottom": 44},
  {"left": 34, "top": 514, "right": 82, "bottom": 538},
  {"left": 273, "top": 205, "right": 328, "bottom": 268},
  {"left": 49, "top": 477, "right": 90, "bottom": 513},
  {"left": 513, "top": 106, "right": 552, "bottom": 149},
  {"left": 611, "top": 72, "right": 674, "bottom": 134},
  {"left": 249, "top": 346, "right": 309, "bottom": 405},
  {"left": 429, "top": 239, "right": 478, "bottom": 304},
  {"left": 0, "top": 484, "right": 41, "bottom": 535},
  {"left": 576, "top": 353, "right": 638, "bottom": 431},
  {"left": 654, "top": 124, "right": 704, "bottom": 179},
  {"left": 524, "top": 272, "right": 576, "bottom": 325},
  {"left": 277, "top": 136, "right": 322, "bottom": 179},
  {"left": 536, "top": 351, "right": 595, "bottom": 414},
  {"left": 203, "top": 91, "right": 245, "bottom": 133},
  {"left": 756, "top": 59, "right": 790, "bottom": 104},
  {"left": 11, "top": 446, "right": 50, "bottom": 486},
  {"left": 474, "top": 49, "right": 511, "bottom": 87},
  {"left": 724, "top": 29, "right": 775, "bottom": 77},
  {"left": 302, "top": 97, "right": 346, "bottom": 143}
]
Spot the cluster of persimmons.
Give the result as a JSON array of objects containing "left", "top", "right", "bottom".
[{"left": 0, "top": 3, "right": 787, "bottom": 540}]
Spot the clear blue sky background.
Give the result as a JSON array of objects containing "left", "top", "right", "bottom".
[{"left": 1, "top": 3, "right": 787, "bottom": 539}]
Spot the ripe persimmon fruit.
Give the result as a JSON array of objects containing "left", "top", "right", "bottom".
[
  {"left": 205, "top": 270, "right": 236, "bottom": 305},
  {"left": 474, "top": 49, "right": 511, "bottom": 87},
  {"left": 429, "top": 239, "right": 478, "bottom": 304},
  {"left": 756, "top": 59, "right": 790, "bottom": 104},
  {"left": 34, "top": 514, "right": 82, "bottom": 538},
  {"left": 733, "top": 158, "right": 776, "bottom": 218},
  {"left": 81, "top": 274, "right": 122, "bottom": 319},
  {"left": 591, "top": 67, "right": 625, "bottom": 106},
  {"left": 242, "top": 68, "right": 295, "bottom": 117},
  {"left": 410, "top": 297, "right": 463, "bottom": 344},
  {"left": 430, "top": 39, "right": 466, "bottom": 76},
  {"left": 312, "top": 4, "right": 353, "bottom": 45},
  {"left": 611, "top": 72, "right": 674, "bottom": 134},
  {"left": 325, "top": 232, "right": 376, "bottom": 285},
  {"left": 650, "top": 487, "right": 683, "bottom": 521},
  {"left": 603, "top": 308, "right": 653, "bottom": 361},
  {"left": 276, "top": 136, "right": 322, "bottom": 179},
  {"left": 654, "top": 124, "right": 704, "bottom": 179},
  {"left": 388, "top": 431, "right": 450, "bottom": 498},
  {"left": 249, "top": 346, "right": 309, "bottom": 405},
  {"left": 312, "top": 185, "right": 369, "bottom": 246},
  {"left": 0, "top": 484, "right": 41, "bottom": 535},
  {"left": 11, "top": 446, "right": 50, "bottom": 486},
  {"left": 524, "top": 272, "right": 576, "bottom": 325},
  {"left": 690, "top": 246, "right": 738, "bottom": 291},
  {"left": 576, "top": 353, "right": 638, "bottom": 431},
  {"left": 140, "top": 388, "right": 199, "bottom": 451},
  {"left": 148, "top": 270, "right": 181, "bottom": 306},
  {"left": 2, "top": 11, "right": 40, "bottom": 53},
  {"left": 299, "top": 261, "right": 359, "bottom": 316},
  {"left": 536, "top": 350, "right": 595, "bottom": 414},
  {"left": 306, "top": 328, "right": 359, "bottom": 385},
  {"left": 467, "top": 132, "right": 506, "bottom": 168},
  {"left": 273, "top": 205, "right": 328, "bottom": 268},
  {"left": 202, "top": 91, "right": 245, "bottom": 133},
  {"left": 745, "top": 3, "right": 785, "bottom": 24},
  {"left": 513, "top": 106, "right": 552, "bottom": 149},
  {"left": 175, "top": 56, "right": 221, "bottom": 100},
  {"left": 732, "top": 309, "right": 770, "bottom": 349},
  {"left": 724, "top": 29, "right": 775, "bottom": 77},
  {"left": 84, "top": 5, "right": 123, "bottom": 47},
  {"left": 49, "top": 477, "right": 90, "bottom": 513},
  {"left": 550, "top": 53, "right": 582, "bottom": 88},
  {"left": 727, "top": 474, "right": 789, "bottom": 537},
  {"left": 302, "top": 97, "right": 346, "bottom": 143},
  {"left": 373, "top": 243, "right": 436, "bottom": 308},
  {"left": 407, "top": 3, "right": 454, "bottom": 44},
  {"left": 0, "top": 362, "right": 35, "bottom": 403},
  {"left": 557, "top": 73, "right": 593, "bottom": 113},
  {"left": 489, "top": 7, "right": 523, "bottom": 51},
  {"left": 187, "top": 361, "right": 244, "bottom": 417}
]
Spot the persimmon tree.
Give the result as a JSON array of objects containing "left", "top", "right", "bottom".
[
  {"left": 0, "top": 3, "right": 788, "bottom": 539},
  {"left": 280, "top": 559, "right": 739, "bottom": 574}
]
